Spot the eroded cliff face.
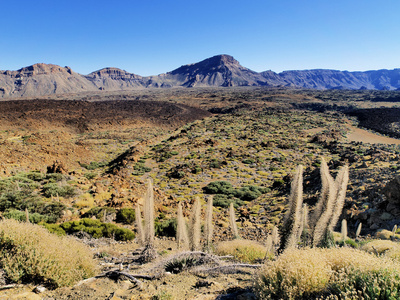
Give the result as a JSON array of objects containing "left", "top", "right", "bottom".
[
  {"left": 0, "top": 63, "right": 98, "bottom": 98},
  {"left": 85, "top": 67, "right": 146, "bottom": 90},
  {"left": 1, "top": 55, "right": 400, "bottom": 98}
]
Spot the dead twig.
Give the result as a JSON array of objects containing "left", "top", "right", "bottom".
[
  {"left": 0, "top": 284, "right": 19, "bottom": 290},
  {"left": 96, "top": 270, "right": 143, "bottom": 287}
]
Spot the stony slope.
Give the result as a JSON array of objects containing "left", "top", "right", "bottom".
[
  {"left": 2, "top": 55, "right": 400, "bottom": 98},
  {"left": 0, "top": 63, "right": 98, "bottom": 98},
  {"left": 277, "top": 68, "right": 400, "bottom": 90}
]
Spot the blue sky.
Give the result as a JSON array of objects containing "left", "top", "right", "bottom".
[{"left": 1, "top": 0, "right": 399, "bottom": 75}]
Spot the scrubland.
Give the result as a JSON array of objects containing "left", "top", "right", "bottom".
[{"left": 0, "top": 88, "right": 400, "bottom": 299}]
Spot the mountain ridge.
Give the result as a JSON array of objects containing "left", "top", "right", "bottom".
[{"left": 1, "top": 54, "right": 400, "bottom": 98}]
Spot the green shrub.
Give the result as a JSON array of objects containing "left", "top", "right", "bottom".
[
  {"left": 203, "top": 181, "right": 235, "bottom": 195},
  {"left": 116, "top": 208, "right": 135, "bottom": 224},
  {"left": 82, "top": 206, "right": 116, "bottom": 221},
  {"left": 0, "top": 186, "right": 65, "bottom": 224},
  {"left": 42, "top": 183, "right": 76, "bottom": 198},
  {"left": 209, "top": 159, "right": 223, "bottom": 169},
  {"left": 0, "top": 219, "right": 96, "bottom": 288},
  {"left": 43, "top": 223, "right": 66, "bottom": 236},
  {"left": 155, "top": 218, "right": 177, "bottom": 237},
  {"left": 114, "top": 227, "right": 135, "bottom": 241},
  {"left": 60, "top": 218, "right": 135, "bottom": 241},
  {"left": 213, "top": 194, "right": 244, "bottom": 208},
  {"left": 191, "top": 166, "right": 203, "bottom": 174},
  {"left": 3, "top": 209, "right": 48, "bottom": 224},
  {"left": 204, "top": 182, "right": 267, "bottom": 203},
  {"left": 83, "top": 172, "right": 97, "bottom": 180},
  {"left": 79, "top": 161, "right": 107, "bottom": 170},
  {"left": 26, "top": 171, "right": 45, "bottom": 181},
  {"left": 213, "top": 194, "right": 232, "bottom": 208},
  {"left": 164, "top": 256, "right": 199, "bottom": 274},
  {"left": 132, "top": 163, "right": 152, "bottom": 176},
  {"left": 242, "top": 158, "right": 255, "bottom": 164},
  {"left": 234, "top": 185, "right": 263, "bottom": 201},
  {"left": 45, "top": 173, "right": 64, "bottom": 182}
]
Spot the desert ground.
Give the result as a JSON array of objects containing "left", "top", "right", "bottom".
[{"left": 1, "top": 87, "right": 400, "bottom": 299}]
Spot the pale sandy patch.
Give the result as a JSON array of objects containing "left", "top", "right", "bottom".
[{"left": 346, "top": 125, "right": 400, "bottom": 145}]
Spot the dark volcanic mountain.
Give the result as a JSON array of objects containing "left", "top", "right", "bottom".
[
  {"left": 164, "top": 55, "right": 270, "bottom": 87},
  {"left": 1, "top": 55, "right": 400, "bottom": 98}
]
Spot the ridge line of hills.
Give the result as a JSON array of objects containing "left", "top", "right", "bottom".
[{"left": 1, "top": 54, "right": 400, "bottom": 99}]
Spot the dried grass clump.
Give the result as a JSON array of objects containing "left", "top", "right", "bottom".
[
  {"left": 255, "top": 247, "right": 400, "bottom": 299},
  {"left": 0, "top": 219, "right": 96, "bottom": 288},
  {"left": 362, "top": 239, "right": 400, "bottom": 260},
  {"left": 376, "top": 229, "right": 400, "bottom": 240},
  {"left": 215, "top": 240, "right": 267, "bottom": 263}
]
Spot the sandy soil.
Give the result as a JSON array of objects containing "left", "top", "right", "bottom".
[{"left": 345, "top": 125, "right": 400, "bottom": 145}]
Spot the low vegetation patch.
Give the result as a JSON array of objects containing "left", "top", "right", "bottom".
[
  {"left": 255, "top": 247, "right": 400, "bottom": 300},
  {"left": 215, "top": 239, "right": 267, "bottom": 263},
  {"left": 0, "top": 219, "right": 96, "bottom": 288},
  {"left": 0, "top": 172, "right": 66, "bottom": 223},
  {"left": 45, "top": 218, "right": 135, "bottom": 241},
  {"left": 203, "top": 181, "right": 268, "bottom": 208}
]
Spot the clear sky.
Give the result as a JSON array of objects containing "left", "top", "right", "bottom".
[{"left": 1, "top": 0, "right": 399, "bottom": 75}]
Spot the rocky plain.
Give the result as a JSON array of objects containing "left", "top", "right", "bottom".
[{"left": 1, "top": 84, "right": 400, "bottom": 299}]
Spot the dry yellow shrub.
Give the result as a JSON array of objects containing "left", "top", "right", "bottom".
[
  {"left": 0, "top": 219, "right": 96, "bottom": 288},
  {"left": 215, "top": 239, "right": 267, "bottom": 263},
  {"left": 255, "top": 247, "right": 400, "bottom": 299},
  {"left": 362, "top": 239, "right": 400, "bottom": 261},
  {"left": 376, "top": 229, "right": 400, "bottom": 240}
]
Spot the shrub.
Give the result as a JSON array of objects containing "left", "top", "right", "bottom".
[
  {"left": 60, "top": 218, "right": 135, "bottom": 241},
  {"left": 3, "top": 209, "right": 48, "bottom": 224},
  {"left": 45, "top": 173, "right": 64, "bottom": 182},
  {"left": 83, "top": 172, "right": 97, "bottom": 180},
  {"left": 79, "top": 161, "right": 107, "bottom": 170},
  {"left": 213, "top": 194, "right": 232, "bottom": 208},
  {"left": 164, "top": 256, "right": 199, "bottom": 274},
  {"left": 42, "top": 183, "right": 76, "bottom": 198},
  {"left": 155, "top": 218, "right": 177, "bottom": 237},
  {"left": 362, "top": 239, "right": 400, "bottom": 260},
  {"left": 43, "top": 223, "right": 67, "bottom": 236},
  {"left": 215, "top": 240, "right": 267, "bottom": 263},
  {"left": 0, "top": 219, "right": 96, "bottom": 288},
  {"left": 116, "top": 208, "right": 136, "bottom": 224},
  {"left": 376, "top": 229, "right": 400, "bottom": 240},
  {"left": 242, "top": 158, "right": 255, "bottom": 164},
  {"left": 83, "top": 206, "right": 116, "bottom": 221},
  {"left": 26, "top": 171, "right": 45, "bottom": 181},
  {"left": 209, "top": 159, "right": 223, "bottom": 169},
  {"left": 132, "top": 163, "right": 152, "bottom": 176},
  {"left": 255, "top": 248, "right": 400, "bottom": 300},
  {"left": 234, "top": 185, "right": 264, "bottom": 201},
  {"left": 203, "top": 181, "right": 235, "bottom": 195},
  {"left": 213, "top": 194, "right": 244, "bottom": 208},
  {"left": 204, "top": 182, "right": 266, "bottom": 203}
]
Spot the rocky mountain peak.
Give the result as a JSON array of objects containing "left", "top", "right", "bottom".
[
  {"left": 87, "top": 67, "right": 141, "bottom": 80},
  {"left": 16, "top": 63, "right": 74, "bottom": 76},
  {"left": 205, "top": 54, "right": 240, "bottom": 66}
]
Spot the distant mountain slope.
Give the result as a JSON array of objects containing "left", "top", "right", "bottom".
[
  {"left": 1, "top": 55, "right": 400, "bottom": 98},
  {"left": 163, "top": 55, "right": 270, "bottom": 87},
  {"left": 277, "top": 69, "right": 400, "bottom": 90},
  {"left": 85, "top": 68, "right": 146, "bottom": 90},
  {"left": 0, "top": 63, "right": 98, "bottom": 98}
]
